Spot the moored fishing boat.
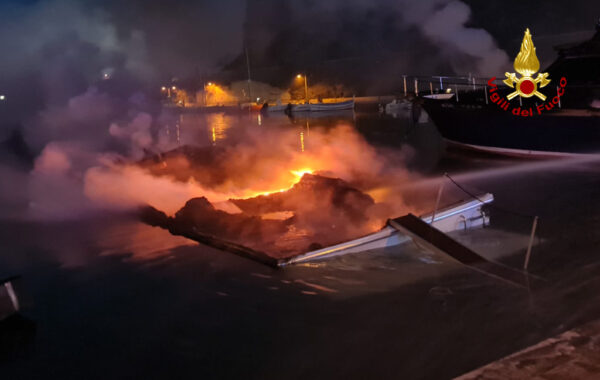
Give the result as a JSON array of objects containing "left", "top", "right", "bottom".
[
  {"left": 309, "top": 99, "right": 354, "bottom": 111},
  {"left": 421, "top": 21, "right": 600, "bottom": 157},
  {"left": 267, "top": 100, "right": 355, "bottom": 114}
]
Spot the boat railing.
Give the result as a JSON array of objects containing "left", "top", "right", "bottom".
[
  {"left": 399, "top": 74, "right": 505, "bottom": 97},
  {"left": 409, "top": 74, "right": 600, "bottom": 105}
]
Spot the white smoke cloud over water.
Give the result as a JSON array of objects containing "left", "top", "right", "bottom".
[
  {"left": 414, "top": 0, "right": 510, "bottom": 75},
  {"left": 0, "top": 0, "right": 508, "bottom": 222},
  {"left": 21, "top": 106, "right": 177, "bottom": 220},
  {"left": 109, "top": 113, "right": 154, "bottom": 160},
  {"left": 83, "top": 164, "right": 212, "bottom": 216},
  {"left": 28, "top": 142, "right": 100, "bottom": 220},
  {"left": 24, "top": 88, "right": 115, "bottom": 152},
  {"left": 288, "top": 0, "right": 510, "bottom": 76},
  {"left": 0, "top": 0, "right": 165, "bottom": 219}
]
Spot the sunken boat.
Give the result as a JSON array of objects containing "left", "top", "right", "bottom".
[{"left": 422, "top": 20, "right": 600, "bottom": 157}]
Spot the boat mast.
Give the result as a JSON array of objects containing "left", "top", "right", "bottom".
[{"left": 245, "top": 46, "right": 253, "bottom": 103}]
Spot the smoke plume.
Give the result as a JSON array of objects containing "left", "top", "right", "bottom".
[{"left": 0, "top": 0, "right": 522, "bottom": 222}]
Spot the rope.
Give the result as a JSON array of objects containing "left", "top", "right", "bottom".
[
  {"left": 443, "top": 173, "right": 545, "bottom": 271},
  {"left": 444, "top": 173, "right": 538, "bottom": 220}
]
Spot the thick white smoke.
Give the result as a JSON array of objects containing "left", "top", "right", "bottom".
[
  {"left": 0, "top": 1, "right": 145, "bottom": 75},
  {"left": 109, "top": 113, "right": 155, "bottom": 160},
  {"left": 407, "top": 0, "right": 510, "bottom": 75},
  {"left": 288, "top": 0, "right": 510, "bottom": 76}
]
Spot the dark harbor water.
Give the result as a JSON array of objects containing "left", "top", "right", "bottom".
[{"left": 3, "top": 110, "right": 600, "bottom": 379}]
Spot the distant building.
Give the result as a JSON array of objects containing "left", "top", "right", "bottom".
[
  {"left": 190, "top": 80, "right": 290, "bottom": 106},
  {"left": 229, "top": 80, "right": 290, "bottom": 104}
]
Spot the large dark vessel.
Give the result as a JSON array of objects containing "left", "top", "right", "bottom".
[{"left": 422, "top": 21, "right": 600, "bottom": 157}]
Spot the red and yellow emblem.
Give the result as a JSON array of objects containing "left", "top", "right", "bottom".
[{"left": 504, "top": 28, "right": 550, "bottom": 101}]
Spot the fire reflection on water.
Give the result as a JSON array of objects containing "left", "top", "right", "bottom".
[
  {"left": 207, "top": 113, "right": 230, "bottom": 144},
  {"left": 165, "top": 113, "right": 235, "bottom": 147},
  {"left": 99, "top": 221, "right": 196, "bottom": 261}
]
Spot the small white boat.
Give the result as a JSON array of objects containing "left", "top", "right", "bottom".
[
  {"left": 385, "top": 99, "right": 412, "bottom": 114},
  {"left": 267, "top": 100, "right": 354, "bottom": 113},
  {"left": 422, "top": 93, "right": 455, "bottom": 100}
]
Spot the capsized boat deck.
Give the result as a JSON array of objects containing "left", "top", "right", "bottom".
[
  {"left": 388, "top": 214, "right": 529, "bottom": 288},
  {"left": 149, "top": 193, "right": 535, "bottom": 287},
  {"left": 278, "top": 193, "right": 493, "bottom": 266}
]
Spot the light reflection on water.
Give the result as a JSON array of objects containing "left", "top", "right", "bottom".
[
  {"left": 167, "top": 110, "right": 391, "bottom": 149},
  {"left": 173, "top": 112, "right": 240, "bottom": 147},
  {"left": 207, "top": 113, "right": 230, "bottom": 144}
]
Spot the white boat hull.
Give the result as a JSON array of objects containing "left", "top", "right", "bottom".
[
  {"left": 279, "top": 194, "right": 493, "bottom": 266},
  {"left": 267, "top": 100, "right": 355, "bottom": 113}
]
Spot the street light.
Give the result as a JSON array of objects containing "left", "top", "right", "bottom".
[
  {"left": 161, "top": 86, "right": 173, "bottom": 97},
  {"left": 203, "top": 82, "right": 216, "bottom": 106},
  {"left": 297, "top": 74, "right": 308, "bottom": 103},
  {"left": 0, "top": 95, "right": 5, "bottom": 101}
]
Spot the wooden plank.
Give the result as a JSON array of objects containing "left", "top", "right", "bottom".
[
  {"left": 171, "top": 227, "right": 280, "bottom": 268},
  {"left": 388, "top": 214, "right": 530, "bottom": 288}
]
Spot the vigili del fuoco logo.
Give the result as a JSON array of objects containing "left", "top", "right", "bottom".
[{"left": 487, "top": 28, "right": 567, "bottom": 117}]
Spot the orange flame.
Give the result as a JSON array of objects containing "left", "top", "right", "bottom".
[
  {"left": 514, "top": 28, "right": 540, "bottom": 77},
  {"left": 290, "top": 168, "right": 313, "bottom": 178},
  {"left": 249, "top": 169, "right": 314, "bottom": 197}
]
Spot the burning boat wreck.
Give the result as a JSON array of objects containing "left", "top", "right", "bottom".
[{"left": 139, "top": 161, "right": 495, "bottom": 269}]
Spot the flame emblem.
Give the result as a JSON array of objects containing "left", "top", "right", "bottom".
[{"left": 503, "top": 28, "right": 550, "bottom": 101}]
